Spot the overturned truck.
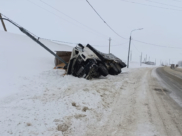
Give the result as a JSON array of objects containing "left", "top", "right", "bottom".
[
  {"left": 56, "top": 44, "right": 126, "bottom": 79},
  {"left": 1, "top": 16, "right": 126, "bottom": 80}
]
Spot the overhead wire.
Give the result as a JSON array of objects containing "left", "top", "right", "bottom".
[
  {"left": 26, "top": 0, "right": 110, "bottom": 38},
  {"left": 133, "top": 39, "right": 182, "bottom": 49},
  {"left": 120, "top": 0, "right": 182, "bottom": 12},
  {"left": 39, "top": 0, "right": 109, "bottom": 39},
  {"left": 27, "top": 0, "right": 126, "bottom": 46},
  {"left": 145, "top": 0, "right": 182, "bottom": 9},
  {"left": 85, "top": 0, "right": 182, "bottom": 49},
  {"left": 86, "top": 0, "right": 127, "bottom": 39},
  {"left": 41, "top": 37, "right": 128, "bottom": 47},
  {"left": 131, "top": 40, "right": 142, "bottom": 54},
  {"left": 16, "top": 1, "right": 182, "bottom": 50}
]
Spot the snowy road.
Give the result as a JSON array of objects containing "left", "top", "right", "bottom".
[
  {"left": 1, "top": 67, "right": 182, "bottom": 136},
  {"left": 156, "top": 67, "right": 182, "bottom": 106}
]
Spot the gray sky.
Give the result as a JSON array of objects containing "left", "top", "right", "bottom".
[{"left": 1, "top": 0, "right": 182, "bottom": 64}]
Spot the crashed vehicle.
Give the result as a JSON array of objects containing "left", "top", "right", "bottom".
[
  {"left": 0, "top": 16, "right": 126, "bottom": 80},
  {"left": 66, "top": 44, "right": 126, "bottom": 79}
]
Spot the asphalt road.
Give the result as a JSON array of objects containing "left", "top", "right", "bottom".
[{"left": 156, "top": 67, "right": 182, "bottom": 106}]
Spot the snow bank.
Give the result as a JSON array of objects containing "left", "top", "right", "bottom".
[{"left": 0, "top": 30, "right": 73, "bottom": 98}]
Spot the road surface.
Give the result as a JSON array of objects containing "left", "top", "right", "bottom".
[
  {"left": 153, "top": 67, "right": 182, "bottom": 136},
  {"left": 84, "top": 67, "right": 182, "bottom": 136},
  {"left": 156, "top": 67, "right": 182, "bottom": 106}
]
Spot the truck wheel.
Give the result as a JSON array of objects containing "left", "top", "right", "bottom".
[
  {"left": 98, "top": 64, "right": 108, "bottom": 76},
  {"left": 115, "top": 63, "right": 121, "bottom": 74},
  {"left": 109, "top": 63, "right": 118, "bottom": 75}
]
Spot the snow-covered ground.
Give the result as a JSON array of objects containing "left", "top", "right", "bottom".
[
  {"left": 0, "top": 30, "right": 72, "bottom": 98},
  {"left": 0, "top": 31, "right": 160, "bottom": 136}
]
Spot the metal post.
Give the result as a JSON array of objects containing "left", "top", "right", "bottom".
[
  {"left": 127, "top": 36, "right": 132, "bottom": 68},
  {"left": 127, "top": 28, "right": 143, "bottom": 68},
  {"left": 109, "top": 37, "right": 111, "bottom": 53},
  {"left": 0, "top": 13, "right": 7, "bottom": 31},
  {"left": 140, "top": 52, "right": 142, "bottom": 66}
]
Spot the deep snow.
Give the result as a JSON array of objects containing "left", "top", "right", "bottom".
[{"left": 0, "top": 30, "right": 72, "bottom": 98}]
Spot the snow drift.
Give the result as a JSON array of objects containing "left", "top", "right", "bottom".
[{"left": 0, "top": 30, "right": 73, "bottom": 98}]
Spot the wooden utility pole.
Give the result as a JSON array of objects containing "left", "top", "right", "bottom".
[
  {"left": 109, "top": 37, "right": 111, "bottom": 53},
  {"left": 0, "top": 13, "right": 7, "bottom": 32}
]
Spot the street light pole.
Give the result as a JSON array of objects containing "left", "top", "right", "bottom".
[
  {"left": 127, "top": 36, "right": 132, "bottom": 68},
  {"left": 109, "top": 37, "right": 111, "bottom": 53},
  {"left": 127, "top": 28, "right": 143, "bottom": 68}
]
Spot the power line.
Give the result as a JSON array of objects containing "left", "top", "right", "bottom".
[
  {"left": 39, "top": 0, "right": 110, "bottom": 39},
  {"left": 41, "top": 37, "right": 128, "bottom": 47},
  {"left": 27, "top": 0, "right": 126, "bottom": 45},
  {"left": 131, "top": 41, "right": 142, "bottom": 54},
  {"left": 145, "top": 0, "right": 182, "bottom": 9},
  {"left": 120, "top": 0, "right": 182, "bottom": 12},
  {"left": 21, "top": 1, "right": 182, "bottom": 50},
  {"left": 133, "top": 39, "right": 182, "bottom": 49},
  {"left": 86, "top": 0, "right": 127, "bottom": 39},
  {"left": 41, "top": 33, "right": 182, "bottom": 50},
  {"left": 26, "top": 0, "right": 110, "bottom": 38}
]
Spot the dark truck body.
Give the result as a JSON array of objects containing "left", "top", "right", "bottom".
[{"left": 66, "top": 44, "right": 126, "bottom": 79}]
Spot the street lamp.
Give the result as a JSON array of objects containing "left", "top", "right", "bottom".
[{"left": 127, "top": 28, "right": 143, "bottom": 68}]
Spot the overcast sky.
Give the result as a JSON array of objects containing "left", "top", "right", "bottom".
[{"left": 0, "top": 0, "right": 182, "bottom": 64}]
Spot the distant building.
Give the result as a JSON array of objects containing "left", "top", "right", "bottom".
[
  {"left": 178, "top": 61, "right": 182, "bottom": 67},
  {"left": 143, "top": 61, "right": 156, "bottom": 65}
]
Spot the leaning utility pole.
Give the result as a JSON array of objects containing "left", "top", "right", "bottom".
[
  {"left": 109, "top": 37, "right": 111, "bottom": 54},
  {"left": 0, "top": 13, "right": 7, "bottom": 31}
]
